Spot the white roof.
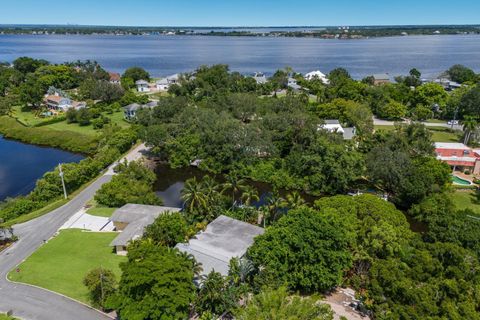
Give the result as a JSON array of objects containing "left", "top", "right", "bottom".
[
  {"left": 305, "top": 70, "right": 327, "bottom": 78},
  {"left": 175, "top": 215, "right": 264, "bottom": 276},
  {"left": 437, "top": 156, "right": 476, "bottom": 163},
  {"left": 434, "top": 142, "right": 469, "bottom": 150}
]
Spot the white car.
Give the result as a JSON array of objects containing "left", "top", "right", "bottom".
[{"left": 447, "top": 120, "right": 459, "bottom": 125}]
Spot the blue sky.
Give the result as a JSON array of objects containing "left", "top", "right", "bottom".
[{"left": 1, "top": 0, "right": 479, "bottom": 26}]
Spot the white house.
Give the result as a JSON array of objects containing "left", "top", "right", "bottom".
[
  {"left": 305, "top": 70, "right": 329, "bottom": 84},
  {"left": 166, "top": 74, "right": 180, "bottom": 85},
  {"left": 318, "top": 120, "right": 357, "bottom": 140},
  {"left": 44, "top": 93, "right": 86, "bottom": 112},
  {"left": 135, "top": 80, "right": 150, "bottom": 92},
  {"left": 156, "top": 78, "right": 170, "bottom": 91},
  {"left": 287, "top": 77, "right": 302, "bottom": 91},
  {"left": 253, "top": 72, "right": 267, "bottom": 84}
]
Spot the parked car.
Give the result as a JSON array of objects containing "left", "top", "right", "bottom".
[{"left": 447, "top": 120, "right": 459, "bottom": 125}]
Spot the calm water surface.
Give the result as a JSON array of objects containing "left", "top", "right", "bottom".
[
  {"left": 0, "top": 34, "right": 479, "bottom": 78},
  {"left": 0, "top": 136, "right": 84, "bottom": 201}
]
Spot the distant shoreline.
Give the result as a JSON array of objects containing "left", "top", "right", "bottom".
[{"left": 0, "top": 24, "right": 479, "bottom": 39}]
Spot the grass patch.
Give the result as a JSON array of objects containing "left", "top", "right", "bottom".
[
  {"left": 0, "top": 314, "right": 18, "bottom": 320},
  {"left": 86, "top": 206, "right": 116, "bottom": 218},
  {"left": 46, "top": 121, "right": 99, "bottom": 137},
  {"left": 374, "top": 125, "right": 396, "bottom": 132},
  {"left": 450, "top": 189, "right": 480, "bottom": 215},
  {"left": 0, "top": 116, "right": 97, "bottom": 154},
  {"left": 428, "top": 126, "right": 462, "bottom": 143},
  {"left": 8, "top": 229, "right": 125, "bottom": 304}
]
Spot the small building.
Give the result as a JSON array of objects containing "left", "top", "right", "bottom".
[
  {"left": 166, "top": 74, "right": 180, "bottom": 85},
  {"left": 108, "top": 72, "right": 121, "bottom": 84},
  {"left": 43, "top": 94, "right": 86, "bottom": 112},
  {"left": 175, "top": 215, "right": 264, "bottom": 276},
  {"left": 156, "top": 78, "right": 170, "bottom": 91},
  {"left": 135, "top": 79, "right": 150, "bottom": 92},
  {"left": 287, "top": 77, "right": 302, "bottom": 91},
  {"left": 123, "top": 101, "right": 158, "bottom": 120},
  {"left": 372, "top": 74, "right": 390, "bottom": 86},
  {"left": 435, "top": 142, "right": 480, "bottom": 174},
  {"left": 110, "top": 204, "right": 181, "bottom": 255},
  {"left": 253, "top": 72, "right": 267, "bottom": 85},
  {"left": 318, "top": 120, "right": 356, "bottom": 140},
  {"left": 304, "top": 70, "right": 329, "bottom": 84}
]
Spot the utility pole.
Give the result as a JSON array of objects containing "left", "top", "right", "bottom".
[
  {"left": 451, "top": 107, "right": 459, "bottom": 130},
  {"left": 58, "top": 164, "right": 67, "bottom": 199}
]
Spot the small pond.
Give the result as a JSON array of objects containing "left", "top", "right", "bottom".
[{"left": 0, "top": 136, "right": 84, "bottom": 201}]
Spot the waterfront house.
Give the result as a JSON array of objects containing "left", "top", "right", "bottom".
[
  {"left": 109, "top": 204, "right": 181, "bottom": 255},
  {"left": 175, "top": 215, "right": 264, "bottom": 276},
  {"left": 372, "top": 73, "right": 390, "bottom": 85},
  {"left": 305, "top": 70, "right": 329, "bottom": 84},
  {"left": 166, "top": 73, "right": 180, "bottom": 85},
  {"left": 123, "top": 101, "right": 158, "bottom": 120},
  {"left": 135, "top": 79, "right": 150, "bottom": 92},
  {"left": 108, "top": 72, "right": 121, "bottom": 84},
  {"left": 156, "top": 78, "right": 170, "bottom": 91},
  {"left": 44, "top": 94, "right": 86, "bottom": 112},
  {"left": 435, "top": 142, "right": 480, "bottom": 174},
  {"left": 252, "top": 72, "right": 267, "bottom": 85}
]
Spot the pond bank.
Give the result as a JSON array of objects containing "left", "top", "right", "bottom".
[{"left": 0, "top": 116, "right": 97, "bottom": 154}]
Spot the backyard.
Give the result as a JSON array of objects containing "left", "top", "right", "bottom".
[
  {"left": 374, "top": 125, "right": 462, "bottom": 143},
  {"left": 8, "top": 229, "right": 125, "bottom": 304},
  {"left": 450, "top": 189, "right": 480, "bottom": 215}
]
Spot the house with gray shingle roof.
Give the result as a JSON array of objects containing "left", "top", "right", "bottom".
[{"left": 110, "top": 204, "right": 181, "bottom": 255}]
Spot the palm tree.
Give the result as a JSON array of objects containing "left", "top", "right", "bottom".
[
  {"left": 462, "top": 116, "right": 478, "bottom": 145},
  {"left": 241, "top": 186, "right": 259, "bottom": 207},
  {"left": 201, "top": 175, "right": 221, "bottom": 204},
  {"left": 181, "top": 177, "right": 208, "bottom": 213},
  {"left": 262, "top": 192, "right": 285, "bottom": 227},
  {"left": 222, "top": 172, "right": 248, "bottom": 205},
  {"left": 283, "top": 191, "right": 306, "bottom": 209}
]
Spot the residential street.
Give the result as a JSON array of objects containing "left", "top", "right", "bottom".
[
  {"left": 0, "top": 144, "right": 147, "bottom": 320},
  {"left": 373, "top": 117, "right": 463, "bottom": 131}
]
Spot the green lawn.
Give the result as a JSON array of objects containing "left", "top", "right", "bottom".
[
  {"left": 86, "top": 206, "right": 117, "bottom": 218},
  {"left": 0, "top": 314, "right": 18, "bottom": 320},
  {"left": 374, "top": 125, "right": 461, "bottom": 142},
  {"left": 428, "top": 126, "right": 462, "bottom": 143},
  {"left": 11, "top": 105, "right": 62, "bottom": 126},
  {"left": 450, "top": 189, "right": 480, "bottom": 215},
  {"left": 374, "top": 125, "right": 396, "bottom": 132},
  {"left": 9, "top": 229, "right": 125, "bottom": 304},
  {"left": 46, "top": 121, "right": 99, "bottom": 136}
]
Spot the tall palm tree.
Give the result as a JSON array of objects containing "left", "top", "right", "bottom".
[
  {"left": 222, "top": 172, "right": 248, "bottom": 205},
  {"left": 462, "top": 116, "right": 478, "bottom": 145},
  {"left": 283, "top": 191, "right": 306, "bottom": 209},
  {"left": 241, "top": 186, "right": 259, "bottom": 207},
  {"left": 181, "top": 177, "right": 208, "bottom": 213}
]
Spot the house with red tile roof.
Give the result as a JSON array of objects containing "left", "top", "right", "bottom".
[
  {"left": 108, "top": 72, "right": 121, "bottom": 84},
  {"left": 435, "top": 142, "right": 480, "bottom": 174}
]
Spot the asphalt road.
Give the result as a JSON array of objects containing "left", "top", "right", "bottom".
[
  {"left": 0, "top": 175, "right": 114, "bottom": 320},
  {"left": 373, "top": 117, "right": 463, "bottom": 131},
  {"left": 0, "top": 144, "right": 148, "bottom": 320}
]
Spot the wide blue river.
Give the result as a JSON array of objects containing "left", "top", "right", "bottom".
[
  {"left": 0, "top": 34, "right": 479, "bottom": 78},
  {"left": 0, "top": 136, "right": 83, "bottom": 201}
]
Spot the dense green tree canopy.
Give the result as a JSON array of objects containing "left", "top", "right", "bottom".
[
  {"left": 109, "top": 242, "right": 196, "bottom": 320},
  {"left": 248, "top": 207, "right": 353, "bottom": 292}
]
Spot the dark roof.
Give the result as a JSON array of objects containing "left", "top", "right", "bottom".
[{"left": 110, "top": 204, "right": 181, "bottom": 247}]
